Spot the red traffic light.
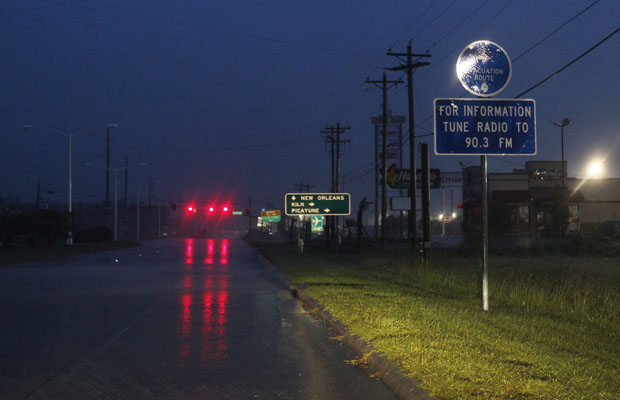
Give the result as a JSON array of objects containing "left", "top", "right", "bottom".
[{"left": 187, "top": 205, "right": 196, "bottom": 213}]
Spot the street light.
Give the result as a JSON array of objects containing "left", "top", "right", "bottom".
[
  {"left": 23, "top": 125, "right": 93, "bottom": 245},
  {"left": 550, "top": 118, "right": 571, "bottom": 190},
  {"left": 586, "top": 159, "right": 604, "bottom": 179},
  {"left": 550, "top": 118, "right": 571, "bottom": 237}
]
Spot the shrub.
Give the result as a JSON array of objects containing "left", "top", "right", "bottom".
[
  {"left": 74, "top": 227, "right": 113, "bottom": 243},
  {"left": 0, "top": 208, "right": 70, "bottom": 246}
]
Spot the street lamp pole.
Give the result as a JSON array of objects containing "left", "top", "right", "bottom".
[
  {"left": 114, "top": 168, "right": 119, "bottom": 241},
  {"left": 24, "top": 125, "right": 93, "bottom": 245},
  {"left": 551, "top": 118, "right": 571, "bottom": 236},
  {"left": 105, "top": 124, "right": 118, "bottom": 228}
]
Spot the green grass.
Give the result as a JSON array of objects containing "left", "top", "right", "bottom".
[
  {"left": 0, "top": 241, "right": 140, "bottom": 265},
  {"left": 260, "top": 247, "right": 620, "bottom": 399}
]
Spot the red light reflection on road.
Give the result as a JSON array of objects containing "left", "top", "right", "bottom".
[
  {"left": 220, "top": 239, "right": 229, "bottom": 265},
  {"left": 181, "top": 294, "right": 192, "bottom": 338},
  {"left": 205, "top": 238, "right": 215, "bottom": 265},
  {"left": 182, "top": 276, "right": 192, "bottom": 289},
  {"left": 179, "top": 238, "right": 230, "bottom": 364},
  {"left": 207, "top": 239, "right": 215, "bottom": 257},
  {"left": 179, "top": 292, "right": 192, "bottom": 362},
  {"left": 185, "top": 238, "right": 194, "bottom": 265}
]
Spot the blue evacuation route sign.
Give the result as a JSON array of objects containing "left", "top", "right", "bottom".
[
  {"left": 456, "top": 40, "right": 512, "bottom": 97},
  {"left": 434, "top": 98, "right": 536, "bottom": 156}
]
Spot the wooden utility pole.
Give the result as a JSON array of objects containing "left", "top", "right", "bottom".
[
  {"left": 421, "top": 143, "right": 431, "bottom": 263},
  {"left": 321, "top": 123, "right": 351, "bottom": 248},
  {"left": 366, "top": 73, "right": 402, "bottom": 250},
  {"left": 248, "top": 196, "right": 252, "bottom": 234},
  {"left": 387, "top": 42, "right": 431, "bottom": 252},
  {"left": 293, "top": 183, "right": 313, "bottom": 193},
  {"left": 124, "top": 156, "right": 128, "bottom": 207}
]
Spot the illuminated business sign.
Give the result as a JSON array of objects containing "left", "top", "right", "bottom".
[{"left": 260, "top": 209, "right": 281, "bottom": 222}]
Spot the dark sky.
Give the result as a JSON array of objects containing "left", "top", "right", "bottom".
[{"left": 2, "top": 0, "right": 619, "bottom": 215}]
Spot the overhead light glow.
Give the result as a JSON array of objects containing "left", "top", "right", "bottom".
[{"left": 587, "top": 160, "right": 604, "bottom": 178}]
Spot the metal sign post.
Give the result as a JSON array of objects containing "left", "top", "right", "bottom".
[
  {"left": 433, "top": 40, "right": 535, "bottom": 311},
  {"left": 285, "top": 193, "right": 351, "bottom": 254},
  {"left": 458, "top": 40, "right": 511, "bottom": 311},
  {"left": 481, "top": 154, "right": 489, "bottom": 311}
]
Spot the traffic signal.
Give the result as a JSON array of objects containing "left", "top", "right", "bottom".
[
  {"left": 171, "top": 203, "right": 177, "bottom": 211},
  {"left": 205, "top": 203, "right": 231, "bottom": 216},
  {"left": 187, "top": 205, "right": 196, "bottom": 213}
]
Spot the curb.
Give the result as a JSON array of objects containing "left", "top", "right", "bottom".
[{"left": 255, "top": 249, "right": 433, "bottom": 400}]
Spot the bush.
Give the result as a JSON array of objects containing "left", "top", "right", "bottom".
[
  {"left": 0, "top": 208, "right": 70, "bottom": 246},
  {"left": 563, "top": 230, "right": 619, "bottom": 256},
  {"left": 74, "top": 227, "right": 113, "bottom": 243}
]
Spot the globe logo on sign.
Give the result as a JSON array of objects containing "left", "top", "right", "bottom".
[{"left": 456, "top": 40, "right": 512, "bottom": 97}]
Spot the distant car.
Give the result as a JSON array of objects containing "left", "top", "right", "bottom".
[{"left": 598, "top": 220, "right": 620, "bottom": 237}]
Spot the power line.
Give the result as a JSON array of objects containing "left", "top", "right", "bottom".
[
  {"left": 412, "top": 0, "right": 458, "bottom": 42},
  {"left": 37, "top": 0, "right": 370, "bottom": 59},
  {"left": 512, "top": 0, "right": 601, "bottom": 63},
  {"left": 416, "top": 0, "right": 515, "bottom": 78},
  {"left": 516, "top": 25, "right": 620, "bottom": 98},
  {"left": 424, "top": 0, "right": 491, "bottom": 52},
  {"left": 343, "top": 165, "right": 375, "bottom": 184},
  {"left": 387, "top": 2, "right": 437, "bottom": 50},
  {"left": 413, "top": 1, "right": 607, "bottom": 135}
]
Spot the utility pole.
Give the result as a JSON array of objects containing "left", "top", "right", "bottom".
[
  {"left": 248, "top": 196, "right": 252, "bottom": 235},
  {"left": 35, "top": 181, "right": 41, "bottom": 209},
  {"left": 321, "top": 123, "right": 351, "bottom": 247},
  {"left": 387, "top": 41, "right": 431, "bottom": 252},
  {"left": 124, "top": 156, "right": 128, "bottom": 208},
  {"left": 421, "top": 143, "right": 431, "bottom": 263},
  {"left": 106, "top": 127, "right": 110, "bottom": 227},
  {"left": 367, "top": 73, "right": 402, "bottom": 250},
  {"left": 105, "top": 124, "right": 118, "bottom": 228},
  {"left": 294, "top": 183, "right": 314, "bottom": 193},
  {"left": 148, "top": 175, "right": 152, "bottom": 210}
]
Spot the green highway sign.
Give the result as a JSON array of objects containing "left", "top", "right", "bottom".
[
  {"left": 311, "top": 215, "right": 324, "bottom": 232},
  {"left": 285, "top": 193, "right": 351, "bottom": 216},
  {"left": 261, "top": 209, "right": 281, "bottom": 223}
]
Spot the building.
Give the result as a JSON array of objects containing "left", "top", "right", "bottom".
[{"left": 462, "top": 161, "right": 620, "bottom": 235}]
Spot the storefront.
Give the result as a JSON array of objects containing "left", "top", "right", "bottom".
[{"left": 462, "top": 161, "right": 620, "bottom": 235}]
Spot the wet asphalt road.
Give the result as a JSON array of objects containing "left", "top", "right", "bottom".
[{"left": 0, "top": 238, "right": 399, "bottom": 399}]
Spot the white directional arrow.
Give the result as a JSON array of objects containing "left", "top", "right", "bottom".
[
  {"left": 291, "top": 196, "right": 296, "bottom": 200},
  {"left": 323, "top": 208, "right": 330, "bottom": 213},
  {"left": 309, "top": 202, "right": 315, "bottom": 206}
]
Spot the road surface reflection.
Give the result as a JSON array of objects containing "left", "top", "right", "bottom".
[{"left": 179, "top": 238, "right": 230, "bottom": 364}]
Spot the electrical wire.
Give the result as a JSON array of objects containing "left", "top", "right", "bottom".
[
  {"left": 412, "top": 0, "right": 458, "bottom": 42},
  {"left": 414, "top": 1, "right": 607, "bottom": 137},
  {"left": 511, "top": 0, "right": 601, "bottom": 63},
  {"left": 424, "top": 0, "right": 491, "bottom": 52},
  {"left": 345, "top": 18, "right": 616, "bottom": 181},
  {"left": 387, "top": 1, "right": 437, "bottom": 50},
  {"left": 516, "top": 25, "right": 620, "bottom": 98}
]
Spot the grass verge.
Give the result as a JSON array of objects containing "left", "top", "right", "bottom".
[
  {"left": 259, "top": 246, "right": 620, "bottom": 399},
  {"left": 0, "top": 241, "right": 140, "bottom": 265}
]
